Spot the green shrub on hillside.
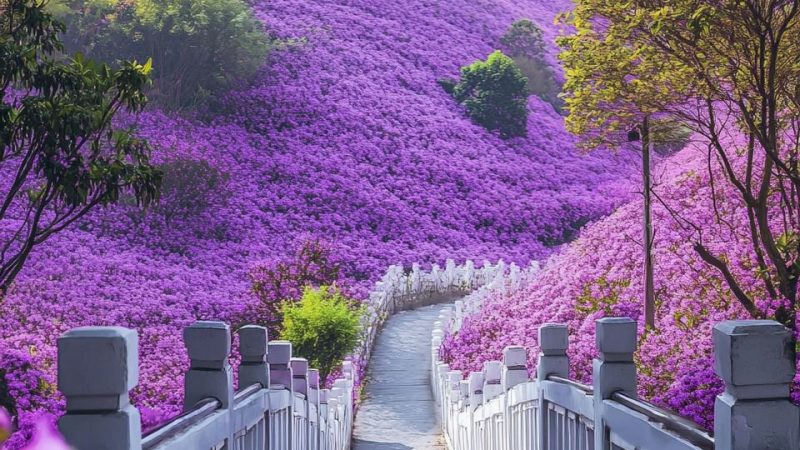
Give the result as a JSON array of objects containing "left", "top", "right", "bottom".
[
  {"left": 451, "top": 51, "right": 529, "bottom": 139},
  {"left": 280, "top": 287, "right": 365, "bottom": 380},
  {"left": 501, "top": 19, "right": 562, "bottom": 112},
  {"left": 50, "top": 0, "right": 270, "bottom": 109}
]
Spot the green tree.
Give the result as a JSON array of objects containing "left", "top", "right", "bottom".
[
  {"left": 559, "top": 1, "right": 800, "bottom": 329},
  {"left": 280, "top": 287, "right": 364, "bottom": 380},
  {"left": 50, "top": 0, "right": 270, "bottom": 109},
  {"left": 452, "top": 50, "right": 529, "bottom": 139},
  {"left": 500, "top": 19, "right": 562, "bottom": 111},
  {"left": 0, "top": 0, "right": 161, "bottom": 293}
]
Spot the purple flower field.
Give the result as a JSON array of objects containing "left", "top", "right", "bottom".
[
  {"left": 0, "top": 0, "right": 642, "bottom": 445},
  {"left": 441, "top": 139, "right": 797, "bottom": 429}
]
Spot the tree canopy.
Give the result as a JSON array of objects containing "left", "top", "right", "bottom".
[
  {"left": 0, "top": 0, "right": 161, "bottom": 292},
  {"left": 452, "top": 50, "right": 529, "bottom": 139},
  {"left": 50, "top": 0, "right": 271, "bottom": 109},
  {"left": 559, "top": 0, "right": 800, "bottom": 327}
]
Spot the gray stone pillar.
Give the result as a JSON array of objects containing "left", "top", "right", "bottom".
[
  {"left": 291, "top": 358, "right": 310, "bottom": 398},
  {"left": 308, "top": 369, "right": 321, "bottom": 450},
  {"left": 713, "top": 320, "right": 799, "bottom": 450},
  {"left": 482, "top": 361, "right": 503, "bottom": 402},
  {"left": 291, "top": 358, "right": 310, "bottom": 450},
  {"left": 183, "top": 321, "right": 234, "bottom": 410},
  {"left": 592, "top": 317, "right": 637, "bottom": 450},
  {"left": 458, "top": 380, "right": 470, "bottom": 409},
  {"left": 268, "top": 340, "right": 293, "bottom": 449},
  {"left": 268, "top": 340, "right": 293, "bottom": 389},
  {"left": 537, "top": 324, "right": 569, "bottom": 450},
  {"left": 58, "top": 327, "right": 141, "bottom": 450},
  {"left": 238, "top": 325, "right": 269, "bottom": 390},
  {"left": 468, "top": 371, "right": 485, "bottom": 410},
  {"left": 448, "top": 370, "right": 463, "bottom": 404},
  {"left": 502, "top": 346, "right": 528, "bottom": 391},
  {"left": 503, "top": 345, "right": 528, "bottom": 450}
]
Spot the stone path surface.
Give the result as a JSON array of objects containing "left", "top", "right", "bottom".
[{"left": 352, "top": 303, "right": 449, "bottom": 450}]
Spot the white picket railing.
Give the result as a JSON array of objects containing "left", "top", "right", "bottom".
[
  {"left": 54, "top": 259, "right": 507, "bottom": 450},
  {"left": 432, "top": 306, "right": 800, "bottom": 450}
]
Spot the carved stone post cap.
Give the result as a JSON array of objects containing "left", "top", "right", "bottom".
[
  {"left": 483, "top": 361, "right": 502, "bottom": 382},
  {"left": 468, "top": 371, "right": 485, "bottom": 392},
  {"left": 503, "top": 346, "right": 527, "bottom": 367},
  {"left": 330, "top": 386, "right": 344, "bottom": 400},
  {"left": 239, "top": 326, "right": 268, "bottom": 361},
  {"left": 308, "top": 369, "right": 320, "bottom": 388},
  {"left": 320, "top": 389, "right": 329, "bottom": 403},
  {"left": 290, "top": 358, "right": 309, "bottom": 376},
  {"left": 267, "top": 340, "right": 292, "bottom": 365},
  {"left": 539, "top": 324, "right": 568, "bottom": 355},
  {"left": 714, "top": 320, "right": 794, "bottom": 388},
  {"left": 184, "top": 321, "right": 231, "bottom": 369},
  {"left": 595, "top": 318, "right": 636, "bottom": 361},
  {"left": 448, "top": 370, "right": 463, "bottom": 384},
  {"left": 58, "top": 327, "right": 138, "bottom": 402}
]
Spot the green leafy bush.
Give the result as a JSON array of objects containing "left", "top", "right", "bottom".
[
  {"left": 155, "top": 158, "right": 230, "bottom": 223},
  {"left": 500, "top": 19, "right": 562, "bottom": 111},
  {"left": 280, "top": 287, "right": 365, "bottom": 380},
  {"left": 50, "top": 0, "right": 270, "bottom": 109},
  {"left": 452, "top": 51, "right": 529, "bottom": 139}
]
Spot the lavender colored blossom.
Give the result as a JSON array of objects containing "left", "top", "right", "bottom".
[{"left": 0, "top": 0, "right": 640, "bottom": 446}]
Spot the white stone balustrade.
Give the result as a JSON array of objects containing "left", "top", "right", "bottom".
[{"left": 432, "top": 304, "right": 800, "bottom": 450}]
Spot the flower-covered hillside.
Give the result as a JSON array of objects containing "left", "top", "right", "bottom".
[
  {"left": 0, "top": 0, "right": 640, "bottom": 446},
  {"left": 440, "top": 140, "right": 786, "bottom": 430}
]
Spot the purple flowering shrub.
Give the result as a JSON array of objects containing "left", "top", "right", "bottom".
[
  {"left": 0, "top": 0, "right": 641, "bottom": 445},
  {"left": 245, "top": 238, "right": 356, "bottom": 329},
  {"left": 441, "top": 142, "right": 794, "bottom": 428}
]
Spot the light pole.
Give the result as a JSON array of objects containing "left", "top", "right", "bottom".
[{"left": 629, "top": 117, "right": 656, "bottom": 329}]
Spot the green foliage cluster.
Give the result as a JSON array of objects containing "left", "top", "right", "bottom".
[
  {"left": 280, "top": 287, "right": 365, "bottom": 380},
  {"left": 154, "top": 158, "right": 229, "bottom": 224},
  {"left": 500, "top": 19, "right": 562, "bottom": 112},
  {"left": 0, "top": 0, "right": 161, "bottom": 292},
  {"left": 446, "top": 50, "right": 529, "bottom": 139},
  {"left": 50, "top": 0, "right": 270, "bottom": 109}
]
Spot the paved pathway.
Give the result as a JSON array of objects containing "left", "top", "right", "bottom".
[{"left": 352, "top": 304, "right": 449, "bottom": 450}]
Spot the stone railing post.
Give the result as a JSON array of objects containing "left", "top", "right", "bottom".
[
  {"left": 268, "top": 341, "right": 294, "bottom": 389},
  {"left": 592, "top": 317, "right": 637, "bottom": 450},
  {"left": 308, "top": 369, "right": 321, "bottom": 449},
  {"left": 436, "top": 363, "right": 450, "bottom": 421},
  {"left": 468, "top": 371, "right": 485, "bottom": 448},
  {"left": 268, "top": 340, "right": 294, "bottom": 449},
  {"left": 58, "top": 327, "right": 141, "bottom": 449},
  {"left": 482, "top": 361, "right": 503, "bottom": 402},
  {"left": 183, "top": 321, "right": 234, "bottom": 410},
  {"left": 238, "top": 325, "right": 269, "bottom": 390},
  {"left": 291, "top": 357, "right": 310, "bottom": 398},
  {"left": 537, "top": 323, "right": 569, "bottom": 450},
  {"left": 503, "top": 346, "right": 528, "bottom": 450},
  {"left": 319, "top": 388, "right": 330, "bottom": 443},
  {"left": 446, "top": 370, "right": 463, "bottom": 440},
  {"left": 291, "top": 358, "right": 310, "bottom": 450},
  {"left": 713, "top": 320, "right": 799, "bottom": 450},
  {"left": 502, "top": 346, "right": 528, "bottom": 392}
]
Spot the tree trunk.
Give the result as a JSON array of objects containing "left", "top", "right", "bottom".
[{"left": 642, "top": 117, "right": 656, "bottom": 328}]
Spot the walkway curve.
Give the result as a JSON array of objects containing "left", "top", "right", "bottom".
[{"left": 352, "top": 303, "right": 450, "bottom": 449}]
